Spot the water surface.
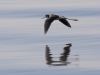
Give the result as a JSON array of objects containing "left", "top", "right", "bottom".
[{"left": 0, "top": 0, "right": 100, "bottom": 75}]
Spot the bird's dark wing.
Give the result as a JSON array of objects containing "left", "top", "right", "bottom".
[
  {"left": 44, "top": 15, "right": 59, "bottom": 34},
  {"left": 44, "top": 18, "right": 54, "bottom": 34},
  {"left": 59, "top": 19, "right": 71, "bottom": 28}
]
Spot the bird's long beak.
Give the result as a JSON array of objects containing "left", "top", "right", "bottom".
[{"left": 41, "top": 17, "right": 45, "bottom": 19}]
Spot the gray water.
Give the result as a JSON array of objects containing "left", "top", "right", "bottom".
[{"left": 0, "top": 0, "right": 100, "bottom": 75}]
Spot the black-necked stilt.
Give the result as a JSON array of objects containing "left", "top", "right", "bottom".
[{"left": 42, "top": 14, "right": 78, "bottom": 34}]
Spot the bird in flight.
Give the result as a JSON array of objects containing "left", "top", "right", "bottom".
[{"left": 42, "top": 14, "right": 78, "bottom": 34}]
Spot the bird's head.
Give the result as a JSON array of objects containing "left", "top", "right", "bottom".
[
  {"left": 42, "top": 14, "right": 49, "bottom": 19},
  {"left": 45, "top": 14, "right": 49, "bottom": 18}
]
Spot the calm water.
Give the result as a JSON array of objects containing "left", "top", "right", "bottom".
[{"left": 0, "top": 0, "right": 100, "bottom": 75}]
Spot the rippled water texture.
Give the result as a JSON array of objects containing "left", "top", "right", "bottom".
[{"left": 0, "top": 0, "right": 100, "bottom": 75}]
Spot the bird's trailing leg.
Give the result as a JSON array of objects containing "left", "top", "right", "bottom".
[
  {"left": 60, "top": 16, "right": 78, "bottom": 21},
  {"left": 66, "top": 18, "right": 78, "bottom": 21}
]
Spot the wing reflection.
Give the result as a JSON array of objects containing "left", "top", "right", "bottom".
[
  {"left": 60, "top": 44, "right": 72, "bottom": 63},
  {"left": 45, "top": 43, "right": 79, "bottom": 66}
]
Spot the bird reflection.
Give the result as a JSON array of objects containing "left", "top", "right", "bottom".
[{"left": 45, "top": 43, "right": 74, "bottom": 66}]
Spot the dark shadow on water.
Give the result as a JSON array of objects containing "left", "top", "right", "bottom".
[{"left": 45, "top": 43, "right": 79, "bottom": 66}]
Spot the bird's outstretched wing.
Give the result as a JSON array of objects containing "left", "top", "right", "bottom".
[
  {"left": 44, "top": 15, "right": 59, "bottom": 34},
  {"left": 44, "top": 18, "right": 54, "bottom": 34},
  {"left": 59, "top": 19, "right": 71, "bottom": 28}
]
